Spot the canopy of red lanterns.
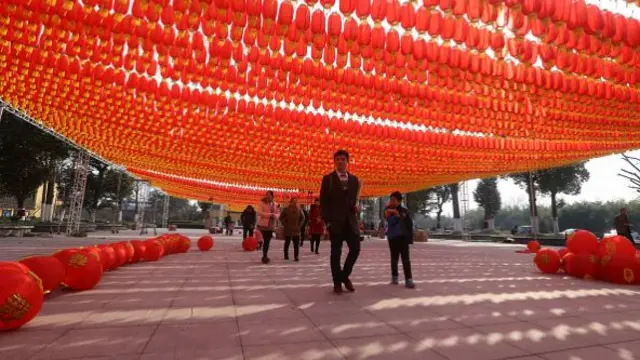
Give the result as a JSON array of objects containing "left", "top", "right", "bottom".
[{"left": 0, "top": 0, "right": 639, "bottom": 205}]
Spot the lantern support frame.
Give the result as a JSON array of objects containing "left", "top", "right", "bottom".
[{"left": 66, "top": 150, "right": 90, "bottom": 236}]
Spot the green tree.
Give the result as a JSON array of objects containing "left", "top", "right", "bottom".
[
  {"left": 473, "top": 178, "right": 502, "bottom": 230},
  {"left": 506, "top": 172, "right": 540, "bottom": 233},
  {"left": 430, "top": 185, "right": 451, "bottom": 229},
  {"left": 405, "top": 188, "right": 436, "bottom": 218},
  {"left": 537, "top": 163, "right": 590, "bottom": 233},
  {"left": 0, "top": 110, "right": 70, "bottom": 209},
  {"left": 449, "top": 183, "right": 462, "bottom": 232}
]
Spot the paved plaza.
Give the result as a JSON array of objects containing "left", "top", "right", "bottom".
[{"left": 2, "top": 230, "right": 640, "bottom": 360}]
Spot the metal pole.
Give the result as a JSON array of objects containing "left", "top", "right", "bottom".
[{"left": 162, "top": 194, "right": 170, "bottom": 229}]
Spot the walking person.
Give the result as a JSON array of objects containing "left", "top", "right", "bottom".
[
  {"left": 299, "top": 206, "right": 309, "bottom": 247},
  {"left": 309, "top": 198, "right": 324, "bottom": 254},
  {"left": 203, "top": 208, "right": 214, "bottom": 234},
  {"left": 257, "top": 191, "right": 279, "bottom": 264},
  {"left": 240, "top": 205, "right": 257, "bottom": 239},
  {"left": 320, "top": 150, "right": 362, "bottom": 295},
  {"left": 280, "top": 198, "right": 304, "bottom": 262},
  {"left": 615, "top": 207, "right": 634, "bottom": 243},
  {"left": 224, "top": 213, "right": 233, "bottom": 236},
  {"left": 384, "top": 191, "right": 415, "bottom": 289}
]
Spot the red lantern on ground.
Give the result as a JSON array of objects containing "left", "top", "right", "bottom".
[
  {"left": 97, "top": 245, "right": 117, "bottom": 271},
  {"left": 597, "top": 235, "right": 636, "bottom": 259},
  {"left": 169, "top": 224, "right": 177, "bottom": 231},
  {"left": 197, "top": 236, "right": 214, "bottom": 251},
  {"left": 600, "top": 255, "right": 640, "bottom": 284},
  {"left": 130, "top": 240, "right": 146, "bottom": 263},
  {"left": 52, "top": 249, "right": 79, "bottom": 264},
  {"left": 534, "top": 249, "right": 561, "bottom": 274},
  {"left": 0, "top": 271, "right": 44, "bottom": 331},
  {"left": 143, "top": 240, "right": 165, "bottom": 261},
  {"left": 122, "top": 242, "right": 135, "bottom": 263},
  {"left": 527, "top": 240, "right": 541, "bottom": 252},
  {"left": 565, "top": 230, "right": 598, "bottom": 254},
  {"left": 110, "top": 243, "right": 128, "bottom": 268},
  {"left": 60, "top": 251, "right": 103, "bottom": 291},
  {"left": 557, "top": 247, "right": 569, "bottom": 258},
  {"left": 564, "top": 252, "right": 598, "bottom": 279},
  {"left": 243, "top": 236, "right": 258, "bottom": 251},
  {"left": 0, "top": 261, "right": 30, "bottom": 275},
  {"left": 19, "top": 256, "right": 65, "bottom": 294}
]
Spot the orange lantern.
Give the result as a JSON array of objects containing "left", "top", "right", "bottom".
[
  {"left": 19, "top": 256, "right": 65, "bottom": 294},
  {"left": 565, "top": 229, "right": 598, "bottom": 254},
  {"left": 534, "top": 249, "right": 561, "bottom": 274},
  {"left": 197, "top": 235, "right": 215, "bottom": 251},
  {"left": 0, "top": 271, "right": 44, "bottom": 331},
  {"left": 61, "top": 251, "right": 103, "bottom": 291}
]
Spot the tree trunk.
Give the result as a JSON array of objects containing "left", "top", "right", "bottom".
[
  {"left": 487, "top": 218, "right": 495, "bottom": 230},
  {"left": 436, "top": 210, "right": 442, "bottom": 229},
  {"left": 40, "top": 181, "right": 48, "bottom": 221},
  {"left": 551, "top": 190, "right": 559, "bottom": 234},
  {"left": 44, "top": 171, "right": 56, "bottom": 222},
  {"left": 450, "top": 184, "right": 462, "bottom": 232},
  {"left": 527, "top": 174, "right": 539, "bottom": 234},
  {"left": 16, "top": 196, "right": 25, "bottom": 209}
]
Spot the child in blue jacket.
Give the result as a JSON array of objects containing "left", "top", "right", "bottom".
[{"left": 384, "top": 191, "right": 415, "bottom": 289}]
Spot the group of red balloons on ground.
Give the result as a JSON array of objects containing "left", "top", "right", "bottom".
[
  {"left": 531, "top": 230, "right": 640, "bottom": 285},
  {"left": 0, "top": 233, "right": 199, "bottom": 332}
]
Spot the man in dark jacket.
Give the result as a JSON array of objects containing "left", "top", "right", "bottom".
[
  {"left": 240, "top": 205, "right": 257, "bottom": 240},
  {"left": 615, "top": 208, "right": 634, "bottom": 243},
  {"left": 320, "top": 150, "right": 361, "bottom": 295}
]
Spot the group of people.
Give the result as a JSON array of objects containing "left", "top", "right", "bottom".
[
  {"left": 240, "top": 196, "right": 325, "bottom": 262},
  {"left": 238, "top": 149, "right": 416, "bottom": 294}
]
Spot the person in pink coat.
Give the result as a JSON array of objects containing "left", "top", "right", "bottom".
[{"left": 256, "top": 190, "right": 279, "bottom": 264}]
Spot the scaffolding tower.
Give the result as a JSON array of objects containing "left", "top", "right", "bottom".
[
  {"left": 66, "top": 150, "right": 90, "bottom": 235},
  {"left": 460, "top": 181, "right": 471, "bottom": 241},
  {"left": 136, "top": 181, "right": 150, "bottom": 235},
  {"left": 162, "top": 194, "right": 170, "bottom": 229}
]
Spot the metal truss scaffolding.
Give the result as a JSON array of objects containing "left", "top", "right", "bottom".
[{"left": 66, "top": 150, "right": 90, "bottom": 235}]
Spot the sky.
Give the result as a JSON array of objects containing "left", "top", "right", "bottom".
[{"left": 441, "top": 150, "right": 640, "bottom": 217}]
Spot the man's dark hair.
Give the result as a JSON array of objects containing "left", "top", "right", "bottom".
[
  {"left": 390, "top": 191, "right": 403, "bottom": 201},
  {"left": 266, "top": 190, "right": 274, "bottom": 197},
  {"left": 334, "top": 149, "right": 349, "bottom": 160}
]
